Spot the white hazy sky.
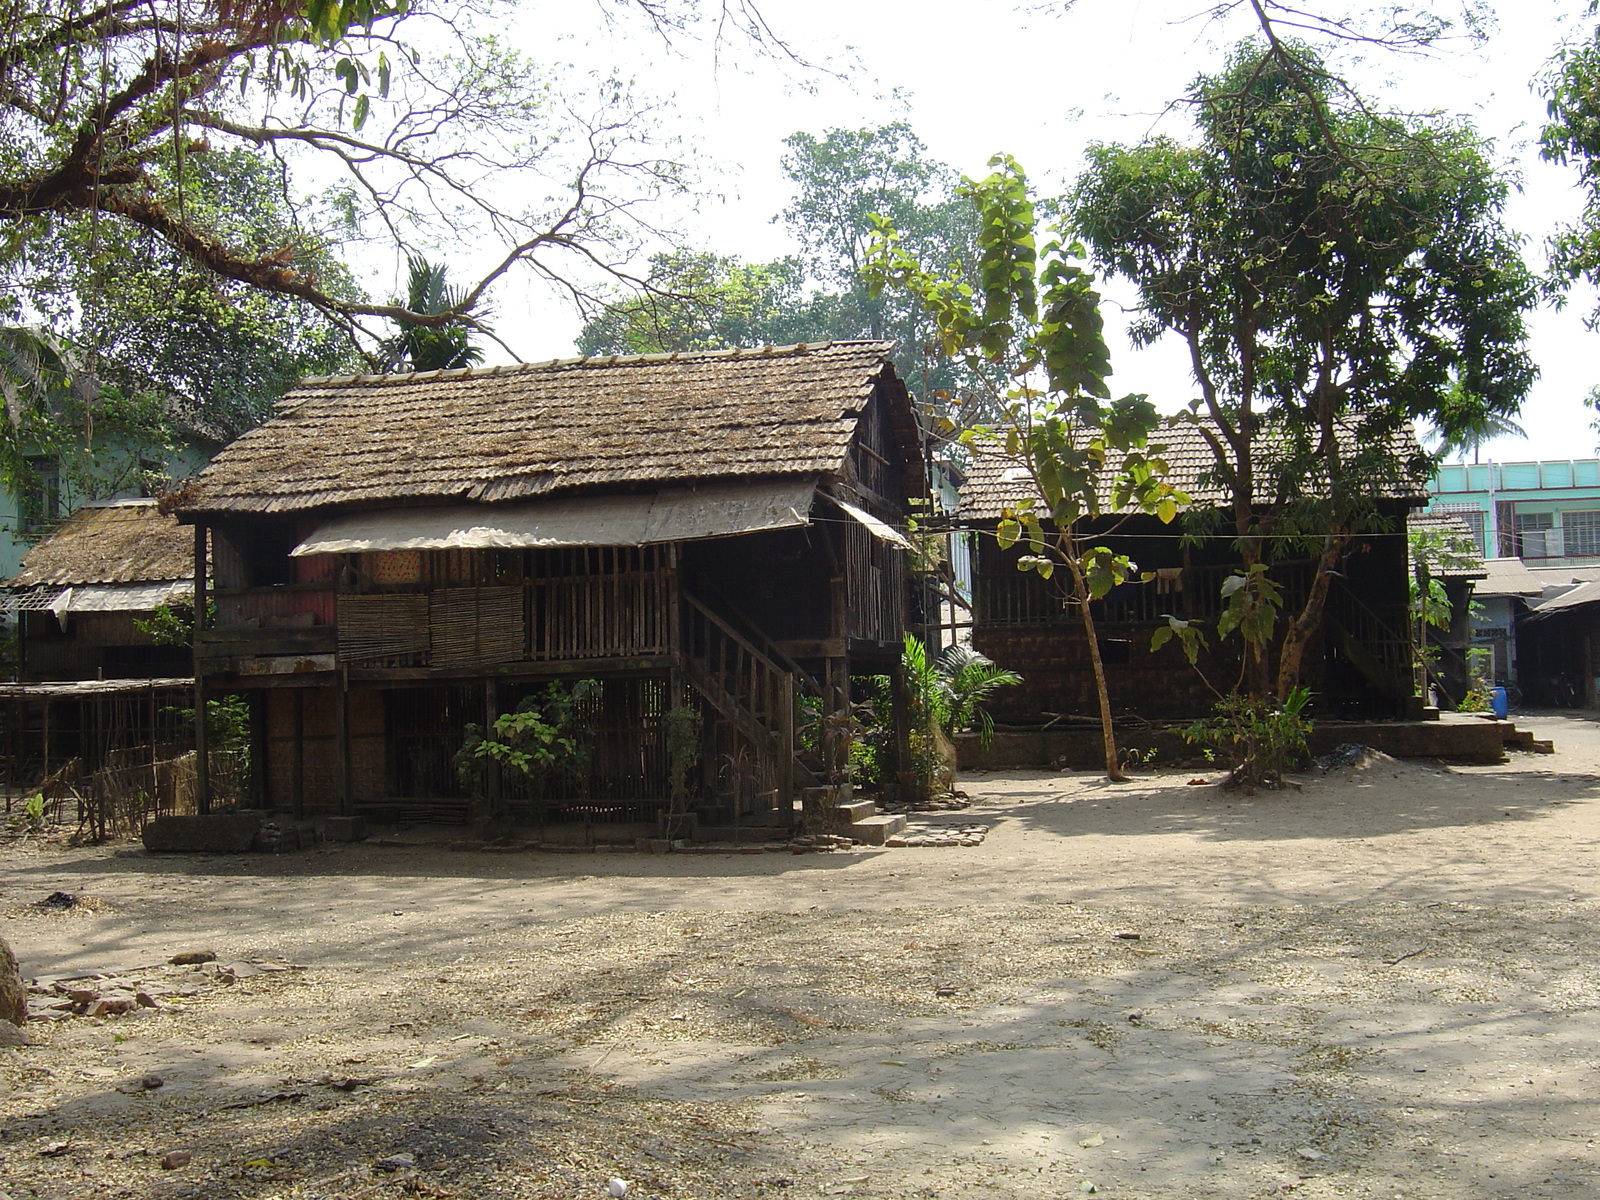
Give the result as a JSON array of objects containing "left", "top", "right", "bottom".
[{"left": 442, "top": 0, "right": 1600, "bottom": 464}]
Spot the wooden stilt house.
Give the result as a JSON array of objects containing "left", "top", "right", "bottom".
[
  {"left": 176, "top": 342, "right": 923, "bottom": 833},
  {"left": 2, "top": 500, "right": 196, "bottom": 795},
  {"left": 958, "top": 423, "right": 1430, "bottom": 723}
]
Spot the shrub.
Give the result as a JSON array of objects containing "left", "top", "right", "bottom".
[{"left": 1182, "top": 687, "right": 1312, "bottom": 790}]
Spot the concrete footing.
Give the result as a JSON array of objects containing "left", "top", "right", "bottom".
[{"left": 957, "top": 713, "right": 1540, "bottom": 772}]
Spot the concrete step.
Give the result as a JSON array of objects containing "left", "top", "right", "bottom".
[
  {"left": 849, "top": 813, "right": 907, "bottom": 845},
  {"left": 1502, "top": 725, "right": 1557, "bottom": 754},
  {"left": 836, "top": 799, "right": 879, "bottom": 824}
]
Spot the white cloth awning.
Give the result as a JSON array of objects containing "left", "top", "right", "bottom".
[
  {"left": 831, "top": 495, "right": 915, "bottom": 550},
  {"left": 292, "top": 479, "right": 819, "bottom": 555},
  {"left": 51, "top": 582, "right": 191, "bottom": 616}
]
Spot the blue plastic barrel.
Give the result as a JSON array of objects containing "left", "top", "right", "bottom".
[{"left": 1490, "top": 686, "right": 1508, "bottom": 719}]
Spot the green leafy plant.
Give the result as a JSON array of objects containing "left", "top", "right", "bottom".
[
  {"left": 456, "top": 680, "right": 599, "bottom": 822},
  {"left": 22, "top": 792, "right": 47, "bottom": 832},
  {"left": 134, "top": 601, "right": 217, "bottom": 647},
  {"left": 900, "top": 637, "right": 1022, "bottom": 750},
  {"left": 868, "top": 155, "right": 1188, "bottom": 780},
  {"left": 1152, "top": 562, "right": 1285, "bottom": 695},
  {"left": 663, "top": 703, "right": 704, "bottom": 838},
  {"left": 1182, "top": 687, "right": 1313, "bottom": 790},
  {"left": 1457, "top": 646, "right": 1494, "bottom": 713}
]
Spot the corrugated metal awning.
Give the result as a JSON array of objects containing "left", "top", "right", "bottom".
[
  {"left": 830, "top": 495, "right": 914, "bottom": 550},
  {"left": 291, "top": 479, "right": 819, "bottom": 555},
  {"left": 1529, "top": 580, "right": 1600, "bottom": 619}
]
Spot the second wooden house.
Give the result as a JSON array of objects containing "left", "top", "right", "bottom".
[
  {"left": 177, "top": 341, "right": 923, "bottom": 834},
  {"left": 957, "top": 422, "right": 1430, "bottom": 723}
]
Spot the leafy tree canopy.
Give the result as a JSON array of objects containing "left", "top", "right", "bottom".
[
  {"left": 1068, "top": 39, "right": 1536, "bottom": 696},
  {"left": 580, "top": 121, "right": 990, "bottom": 428},
  {"left": 0, "top": 0, "right": 689, "bottom": 348},
  {"left": 13, "top": 148, "right": 357, "bottom": 440},
  {"left": 1543, "top": 3, "right": 1600, "bottom": 324},
  {"left": 575, "top": 251, "right": 829, "bottom": 356}
]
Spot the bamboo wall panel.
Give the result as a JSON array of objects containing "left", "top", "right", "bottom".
[
  {"left": 844, "top": 522, "right": 905, "bottom": 643},
  {"left": 337, "top": 594, "right": 430, "bottom": 665},
  {"left": 430, "top": 587, "right": 524, "bottom": 667}
]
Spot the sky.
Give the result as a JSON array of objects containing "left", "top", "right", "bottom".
[{"left": 447, "top": 0, "right": 1600, "bottom": 465}]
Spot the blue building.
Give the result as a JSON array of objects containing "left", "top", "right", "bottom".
[
  {"left": 1428, "top": 459, "right": 1600, "bottom": 564},
  {"left": 1427, "top": 458, "right": 1600, "bottom": 698}
]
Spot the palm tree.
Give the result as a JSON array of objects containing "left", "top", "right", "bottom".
[
  {"left": 1426, "top": 379, "right": 1527, "bottom": 464},
  {"left": 900, "top": 636, "right": 1022, "bottom": 749},
  {"left": 936, "top": 643, "right": 1023, "bottom": 749},
  {"left": 378, "top": 255, "right": 488, "bottom": 373}
]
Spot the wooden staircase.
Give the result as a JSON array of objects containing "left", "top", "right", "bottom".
[
  {"left": 1328, "top": 587, "right": 1417, "bottom": 709},
  {"left": 682, "top": 592, "right": 804, "bottom": 814}
]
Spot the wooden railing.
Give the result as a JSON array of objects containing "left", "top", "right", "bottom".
[
  {"left": 529, "top": 568, "right": 675, "bottom": 661},
  {"left": 976, "top": 560, "right": 1320, "bottom": 627},
  {"left": 214, "top": 586, "right": 336, "bottom": 629},
  {"left": 1327, "top": 586, "right": 1416, "bottom": 701}
]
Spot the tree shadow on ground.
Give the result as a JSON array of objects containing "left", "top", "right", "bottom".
[{"left": 966, "top": 761, "right": 1600, "bottom": 844}]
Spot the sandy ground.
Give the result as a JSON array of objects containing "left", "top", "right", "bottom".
[{"left": 2, "top": 713, "right": 1600, "bottom": 1200}]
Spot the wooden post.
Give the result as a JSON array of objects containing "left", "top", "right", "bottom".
[
  {"left": 484, "top": 678, "right": 501, "bottom": 818},
  {"left": 193, "top": 521, "right": 211, "bottom": 814},
  {"left": 248, "top": 691, "right": 267, "bottom": 808},
  {"left": 292, "top": 688, "right": 305, "bottom": 819},
  {"left": 335, "top": 668, "right": 351, "bottom": 816},
  {"left": 778, "top": 681, "right": 796, "bottom": 821},
  {"left": 889, "top": 661, "right": 911, "bottom": 782}
]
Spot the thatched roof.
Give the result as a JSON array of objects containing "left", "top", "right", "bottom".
[
  {"left": 183, "top": 341, "right": 911, "bottom": 517},
  {"left": 8, "top": 501, "right": 192, "bottom": 588},
  {"left": 960, "top": 419, "right": 1429, "bottom": 522}
]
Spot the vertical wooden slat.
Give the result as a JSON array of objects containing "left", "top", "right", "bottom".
[
  {"left": 335, "top": 667, "right": 351, "bottom": 816},
  {"left": 193, "top": 521, "right": 210, "bottom": 815}
]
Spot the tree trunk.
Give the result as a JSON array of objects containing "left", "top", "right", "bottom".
[
  {"left": 1067, "top": 557, "right": 1129, "bottom": 782},
  {"left": 1236, "top": 533, "right": 1273, "bottom": 698},
  {"left": 1275, "top": 530, "right": 1349, "bottom": 699}
]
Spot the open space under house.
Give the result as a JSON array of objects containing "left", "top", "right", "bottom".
[{"left": 175, "top": 341, "right": 922, "bottom": 834}]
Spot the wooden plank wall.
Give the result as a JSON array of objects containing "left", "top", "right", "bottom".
[{"left": 844, "top": 522, "right": 906, "bottom": 643}]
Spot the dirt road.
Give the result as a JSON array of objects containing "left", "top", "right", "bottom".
[{"left": 3, "top": 713, "right": 1598, "bottom": 1199}]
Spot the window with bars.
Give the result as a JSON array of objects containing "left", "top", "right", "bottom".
[
  {"left": 1452, "top": 509, "right": 1487, "bottom": 556},
  {"left": 1514, "top": 511, "right": 1555, "bottom": 559},
  {"left": 1562, "top": 510, "right": 1600, "bottom": 558}
]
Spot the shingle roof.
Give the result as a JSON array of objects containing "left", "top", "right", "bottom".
[
  {"left": 183, "top": 341, "right": 906, "bottom": 516},
  {"left": 1409, "top": 511, "right": 1486, "bottom": 579},
  {"left": 8, "top": 500, "right": 192, "bottom": 588},
  {"left": 959, "top": 419, "right": 1429, "bottom": 521}
]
